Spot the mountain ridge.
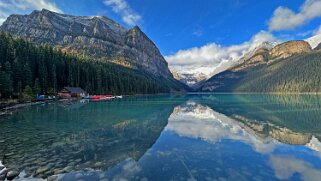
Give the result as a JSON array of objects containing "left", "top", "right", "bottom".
[
  {"left": 0, "top": 9, "right": 174, "bottom": 80},
  {"left": 198, "top": 40, "right": 320, "bottom": 92}
]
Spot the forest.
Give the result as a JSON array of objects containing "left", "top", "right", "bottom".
[
  {"left": 0, "top": 32, "right": 182, "bottom": 99},
  {"left": 199, "top": 50, "right": 321, "bottom": 93},
  {"left": 235, "top": 51, "right": 321, "bottom": 92}
]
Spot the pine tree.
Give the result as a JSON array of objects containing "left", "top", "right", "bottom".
[
  {"left": 23, "top": 63, "right": 32, "bottom": 88},
  {"left": 0, "top": 71, "right": 12, "bottom": 98},
  {"left": 34, "top": 78, "right": 40, "bottom": 95},
  {"left": 52, "top": 64, "right": 57, "bottom": 93}
]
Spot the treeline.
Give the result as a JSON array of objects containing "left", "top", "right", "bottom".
[
  {"left": 235, "top": 52, "right": 321, "bottom": 92},
  {"left": 0, "top": 32, "right": 179, "bottom": 98},
  {"left": 200, "top": 50, "right": 321, "bottom": 93}
]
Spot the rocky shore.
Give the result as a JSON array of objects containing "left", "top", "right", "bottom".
[
  {"left": 0, "top": 101, "right": 45, "bottom": 116},
  {"left": 0, "top": 161, "right": 20, "bottom": 180}
]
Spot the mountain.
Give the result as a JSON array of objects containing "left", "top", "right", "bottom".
[
  {"left": 0, "top": 9, "right": 173, "bottom": 79},
  {"left": 0, "top": 31, "right": 187, "bottom": 98},
  {"left": 315, "top": 43, "right": 321, "bottom": 51},
  {"left": 306, "top": 34, "right": 321, "bottom": 49},
  {"left": 198, "top": 40, "right": 321, "bottom": 92},
  {"left": 170, "top": 69, "right": 207, "bottom": 86},
  {"left": 269, "top": 40, "right": 312, "bottom": 59},
  {"left": 230, "top": 41, "right": 277, "bottom": 71},
  {"left": 170, "top": 41, "right": 278, "bottom": 87}
]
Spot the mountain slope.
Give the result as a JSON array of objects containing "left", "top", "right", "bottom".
[
  {"left": 198, "top": 40, "right": 321, "bottom": 92},
  {"left": 306, "top": 34, "right": 321, "bottom": 49},
  {"left": 0, "top": 32, "right": 188, "bottom": 98},
  {"left": 0, "top": 9, "right": 173, "bottom": 79}
]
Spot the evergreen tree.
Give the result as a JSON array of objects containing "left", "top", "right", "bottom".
[
  {"left": 0, "top": 31, "right": 180, "bottom": 98},
  {"left": 0, "top": 70, "right": 12, "bottom": 97},
  {"left": 23, "top": 63, "right": 32, "bottom": 88},
  {"left": 52, "top": 64, "right": 57, "bottom": 93}
]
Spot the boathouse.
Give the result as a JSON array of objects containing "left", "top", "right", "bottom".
[{"left": 58, "top": 87, "right": 86, "bottom": 98}]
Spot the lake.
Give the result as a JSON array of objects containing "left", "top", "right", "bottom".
[{"left": 1, "top": 94, "right": 321, "bottom": 181}]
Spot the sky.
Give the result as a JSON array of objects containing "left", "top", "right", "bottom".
[{"left": 1, "top": 0, "right": 321, "bottom": 77}]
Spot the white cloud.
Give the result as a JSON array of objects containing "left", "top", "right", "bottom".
[
  {"left": 268, "top": 0, "right": 321, "bottom": 31},
  {"left": 0, "top": 0, "right": 62, "bottom": 25},
  {"left": 269, "top": 155, "right": 321, "bottom": 181},
  {"left": 165, "top": 31, "right": 277, "bottom": 78},
  {"left": 104, "top": 0, "right": 141, "bottom": 26}
]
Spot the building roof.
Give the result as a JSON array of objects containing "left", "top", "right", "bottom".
[{"left": 63, "top": 87, "right": 86, "bottom": 94}]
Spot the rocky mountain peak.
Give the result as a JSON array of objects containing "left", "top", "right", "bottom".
[
  {"left": 0, "top": 9, "right": 173, "bottom": 79},
  {"left": 230, "top": 41, "right": 277, "bottom": 71},
  {"left": 269, "top": 40, "right": 312, "bottom": 60}
]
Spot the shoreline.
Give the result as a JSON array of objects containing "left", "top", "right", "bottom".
[
  {"left": 0, "top": 93, "right": 162, "bottom": 116},
  {"left": 2, "top": 92, "right": 321, "bottom": 116},
  {"left": 0, "top": 101, "right": 46, "bottom": 116},
  {"left": 188, "top": 92, "right": 321, "bottom": 95}
]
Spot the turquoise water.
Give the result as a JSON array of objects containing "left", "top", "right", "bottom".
[{"left": 1, "top": 94, "right": 321, "bottom": 181}]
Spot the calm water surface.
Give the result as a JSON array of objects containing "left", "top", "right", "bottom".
[{"left": 1, "top": 94, "right": 321, "bottom": 181}]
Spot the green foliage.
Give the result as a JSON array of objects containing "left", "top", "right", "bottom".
[
  {"left": 0, "top": 70, "right": 12, "bottom": 97},
  {"left": 0, "top": 31, "right": 182, "bottom": 97},
  {"left": 235, "top": 52, "right": 321, "bottom": 92},
  {"left": 23, "top": 85, "right": 34, "bottom": 99},
  {"left": 202, "top": 51, "right": 321, "bottom": 93}
]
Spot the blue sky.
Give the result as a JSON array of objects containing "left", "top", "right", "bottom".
[
  {"left": 53, "top": 0, "right": 321, "bottom": 54},
  {"left": 1, "top": 0, "right": 321, "bottom": 76}
]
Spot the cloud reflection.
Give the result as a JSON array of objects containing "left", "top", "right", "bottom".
[
  {"left": 269, "top": 155, "right": 321, "bottom": 181},
  {"left": 166, "top": 102, "right": 278, "bottom": 154}
]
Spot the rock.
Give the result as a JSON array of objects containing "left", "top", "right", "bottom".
[
  {"left": 6, "top": 170, "right": 19, "bottom": 180},
  {"left": 36, "top": 166, "right": 50, "bottom": 175},
  {"left": 0, "top": 9, "right": 174, "bottom": 79},
  {"left": 0, "top": 168, "right": 8, "bottom": 176},
  {"left": 62, "top": 166, "right": 73, "bottom": 173},
  {"left": 53, "top": 169, "right": 64, "bottom": 175},
  {"left": 0, "top": 175, "right": 6, "bottom": 181},
  {"left": 0, "top": 166, "right": 4, "bottom": 171},
  {"left": 269, "top": 40, "right": 312, "bottom": 60},
  {"left": 93, "top": 162, "right": 103, "bottom": 168},
  {"left": 0, "top": 168, "right": 7, "bottom": 181},
  {"left": 4, "top": 152, "right": 15, "bottom": 157},
  {"left": 47, "top": 175, "right": 58, "bottom": 181}
]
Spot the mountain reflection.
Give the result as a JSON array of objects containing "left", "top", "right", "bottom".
[
  {"left": 164, "top": 100, "right": 321, "bottom": 181},
  {"left": 198, "top": 94, "right": 321, "bottom": 136},
  {"left": 82, "top": 97, "right": 321, "bottom": 181},
  {"left": 2, "top": 95, "right": 321, "bottom": 181},
  {"left": 168, "top": 97, "right": 321, "bottom": 153},
  {"left": 0, "top": 97, "right": 181, "bottom": 179}
]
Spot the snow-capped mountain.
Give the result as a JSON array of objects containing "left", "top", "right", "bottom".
[
  {"left": 170, "top": 41, "right": 278, "bottom": 86},
  {"left": 235, "top": 41, "right": 278, "bottom": 66},
  {"left": 305, "top": 34, "right": 321, "bottom": 49},
  {"left": 170, "top": 69, "right": 207, "bottom": 86}
]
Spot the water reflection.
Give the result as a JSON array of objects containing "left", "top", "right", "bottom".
[
  {"left": 1, "top": 95, "right": 321, "bottom": 180},
  {"left": 167, "top": 102, "right": 278, "bottom": 154},
  {"left": 60, "top": 96, "right": 321, "bottom": 181},
  {"left": 0, "top": 96, "right": 181, "bottom": 179}
]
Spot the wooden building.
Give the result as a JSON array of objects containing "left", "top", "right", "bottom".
[{"left": 58, "top": 87, "right": 86, "bottom": 98}]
